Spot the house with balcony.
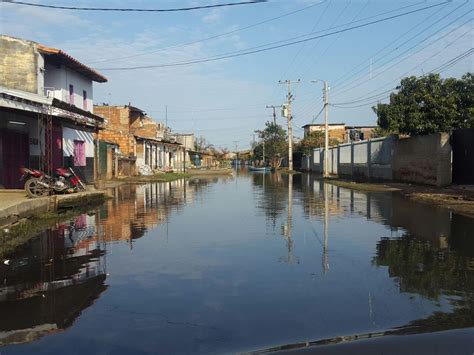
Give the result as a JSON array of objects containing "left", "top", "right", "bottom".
[{"left": 0, "top": 35, "right": 107, "bottom": 188}]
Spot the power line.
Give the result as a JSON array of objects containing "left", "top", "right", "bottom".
[
  {"left": 86, "top": 1, "right": 327, "bottom": 65},
  {"left": 330, "top": 48, "right": 474, "bottom": 109},
  {"left": 3, "top": 0, "right": 267, "bottom": 12},
  {"left": 331, "top": 1, "right": 449, "bottom": 87},
  {"left": 333, "top": 14, "right": 473, "bottom": 100},
  {"left": 331, "top": 2, "right": 471, "bottom": 96},
  {"left": 295, "top": 0, "right": 355, "bottom": 78},
  {"left": 265, "top": 0, "right": 425, "bottom": 111},
  {"left": 96, "top": 1, "right": 449, "bottom": 71}
]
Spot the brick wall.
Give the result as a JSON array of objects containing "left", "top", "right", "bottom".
[{"left": 94, "top": 106, "right": 136, "bottom": 156}]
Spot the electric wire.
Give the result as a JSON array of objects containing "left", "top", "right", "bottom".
[
  {"left": 95, "top": 2, "right": 448, "bottom": 71},
  {"left": 3, "top": 0, "right": 267, "bottom": 12},
  {"left": 86, "top": 1, "right": 327, "bottom": 65},
  {"left": 335, "top": 26, "right": 472, "bottom": 106},
  {"left": 331, "top": 1, "right": 450, "bottom": 87},
  {"left": 330, "top": 48, "right": 473, "bottom": 109},
  {"left": 332, "top": 2, "right": 471, "bottom": 96},
  {"left": 333, "top": 14, "right": 472, "bottom": 100}
]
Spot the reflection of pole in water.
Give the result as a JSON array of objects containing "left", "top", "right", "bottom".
[
  {"left": 281, "top": 174, "right": 295, "bottom": 263},
  {"left": 323, "top": 182, "right": 329, "bottom": 274},
  {"left": 287, "top": 174, "right": 293, "bottom": 261}
]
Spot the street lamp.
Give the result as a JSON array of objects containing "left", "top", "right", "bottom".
[{"left": 311, "top": 80, "right": 329, "bottom": 178}]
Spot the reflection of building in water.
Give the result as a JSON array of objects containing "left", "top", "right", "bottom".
[
  {"left": 298, "top": 174, "right": 343, "bottom": 220},
  {"left": 298, "top": 174, "right": 466, "bottom": 248},
  {"left": 98, "top": 181, "right": 190, "bottom": 245},
  {"left": 0, "top": 214, "right": 107, "bottom": 346},
  {"left": 298, "top": 173, "right": 474, "bottom": 276}
]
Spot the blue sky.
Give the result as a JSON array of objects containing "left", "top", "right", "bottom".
[{"left": 1, "top": 0, "right": 472, "bottom": 150}]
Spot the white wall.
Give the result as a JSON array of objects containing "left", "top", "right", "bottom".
[
  {"left": 62, "top": 126, "right": 94, "bottom": 158},
  {"left": 44, "top": 61, "right": 94, "bottom": 112}
]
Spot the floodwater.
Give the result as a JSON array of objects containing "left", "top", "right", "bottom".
[{"left": 1, "top": 170, "right": 473, "bottom": 354}]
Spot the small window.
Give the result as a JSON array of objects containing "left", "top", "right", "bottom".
[
  {"left": 83, "top": 90, "right": 87, "bottom": 110},
  {"left": 69, "top": 84, "right": 74, "bottom": 105},
  {"left": 73, "top": 140, "right": 86, "bottom": 166}
]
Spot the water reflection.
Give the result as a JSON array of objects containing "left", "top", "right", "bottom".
[
  {"left": 0, "top": 215, "right": 107, "bottom": 346},
  {"left": 0, "top": 178, "right": 218, "bottom": 347},
  {"left": 0, "top": 172, "right": 472, "bottom": 353}
]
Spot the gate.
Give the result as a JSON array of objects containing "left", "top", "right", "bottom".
[
  {"left": 98, "top": 141, "right": 108, "bottom": 178},
  {"left": 452, "top": 128, "right": 474, "bottom": 184}
]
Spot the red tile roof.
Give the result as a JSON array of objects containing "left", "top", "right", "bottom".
[{"left": 38, "top": 44, "right": 107, "bottom": 83}]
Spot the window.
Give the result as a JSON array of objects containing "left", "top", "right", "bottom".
[
  {"left": 69, "top": 84, "right": 74, "bottom": 105},
  {"left": 73, "top": 140, "right": 86, "bottom": 166},
  {"left": 83, "top": 90, "right": 87, "bottom": 110}
]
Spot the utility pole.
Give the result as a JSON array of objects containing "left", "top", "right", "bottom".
[
  {"left": 312, "top": 80, "right": 329, "bottom": 177},
  {"left": 266, "top": 105, "right": 282, "bottom": 125},
  {"left": 323, "top": 80, "right": 329, "bottom": 178},
  {"left": 233, "top": 140, "right": 239, "bottom": 166},
  {"left": 279, "top": 79, "right": 300, "bottom": 171}
]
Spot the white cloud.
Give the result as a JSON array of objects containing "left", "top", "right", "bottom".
[{"left": 202, "top": 9, "right": 221, "bottom": 24}]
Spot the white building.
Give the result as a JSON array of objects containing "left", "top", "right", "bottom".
[{"left": 0, "top": 35, "right": 107, "bottom": 188}]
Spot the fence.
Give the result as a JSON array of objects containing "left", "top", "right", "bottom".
[{"left": 303, "top": 133, "right": 452, "bottom": 187}]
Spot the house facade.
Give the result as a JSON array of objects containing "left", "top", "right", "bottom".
[
  {"left": 0, "top": 35, "right": 107, "bottom": 188},
  {"left": 94, "top": 105, "right": 185, "bottom": 176}
]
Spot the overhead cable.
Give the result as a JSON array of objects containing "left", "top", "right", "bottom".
[
  {"left": 86, "top": 1, "right": 327, "bottom": 65},
  {"left": 2, "top": 0, "right": 267, "bottom": 12},
  {"left": 96, "top": 1, "right": 449, "bottom": 70}
]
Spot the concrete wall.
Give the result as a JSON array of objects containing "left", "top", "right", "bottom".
[
  {"left": 44, "top": 62, "right": 93, "bottom": 112},
  {"left": 307, "top": 134, "right": 452, "bottom": 186},
  {"left": 0, "top": 36, "right": 40, "bottom": 94},
  {"left": 393, "top": 133, "right": 452, "bottom": 187}
]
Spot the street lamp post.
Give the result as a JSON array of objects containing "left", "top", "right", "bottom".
[{"left": 311, "top": 80, "right": 329, "bottom": 178}]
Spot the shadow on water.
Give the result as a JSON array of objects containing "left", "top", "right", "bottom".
[{"left": 0, "top": 172, "right": 473, "bottom": 353}]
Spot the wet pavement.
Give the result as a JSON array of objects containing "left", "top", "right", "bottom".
[{"left": 0, "top": 170, "right": 473, "bottom": 354}]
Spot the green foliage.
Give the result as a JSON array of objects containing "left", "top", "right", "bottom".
[
  {"left": 297, "top": 131, "right": 339, "bottom": 155},
  {"left": 373, "top": 73, "right": 474, "bottom": 136},
  {"left": 254, "top": 121, "right": 288, "bottom": 167}
]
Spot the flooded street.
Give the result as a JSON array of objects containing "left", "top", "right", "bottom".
[{"left": 1, "top": 171, "right": 473, "bottom": 354}]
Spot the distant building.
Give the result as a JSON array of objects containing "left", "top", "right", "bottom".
[
  {"left": 345, "top": 125, "right": 377, "bottom": 142},
  {"left": 0, "top": 35, "right": 107, "bottom": 188},
  {"left": 302, "top": 122, "right": 377, "bottom": 143},
  {"left": 302, "top": 123, "right": 347, "bottom": 142}
]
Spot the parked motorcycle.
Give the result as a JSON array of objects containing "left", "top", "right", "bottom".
[{"left": 20, "top": 167, "right": 86, "bottom": 198}]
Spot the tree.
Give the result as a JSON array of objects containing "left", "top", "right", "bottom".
[
  {"left": 373, "top": 73, "right": 474, "bottom": 136},
  {"left": 297, "top": 131, "right": 339, "bottom": 155},
  {"left": 194, "top": 136, "right": 213, "bottom": 152},
  {"left": 254, "top": 121, "right": 287, "bottom": 168}
]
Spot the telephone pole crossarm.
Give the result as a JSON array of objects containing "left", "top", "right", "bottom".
[
  {"left": 266, "top": 105, "right": 282, "bottom": 125},
  {"left": 279, "top": 79, "right": 300, "bottom": 172}
]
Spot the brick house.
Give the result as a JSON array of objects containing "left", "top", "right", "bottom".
[
  {"left": 302, "top": 123, "right": 377, "bottom": 143},
  {"left": 0, "top": 35, "right": 107, "bottom": 188},
  {"left": 94, "top": 104, "right": 185, "bottom": 176},
  {"left": 302, "top": 123, "right": 347, "bottom": 142}
]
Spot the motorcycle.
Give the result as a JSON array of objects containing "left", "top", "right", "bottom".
[{"left": 20, "top": 167, "right": 86, "bottom": 198}]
